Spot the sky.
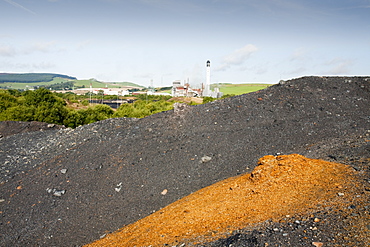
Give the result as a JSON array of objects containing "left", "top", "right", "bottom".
[{"left": 1, "top": 0, "right": 369, "bottom": 87}]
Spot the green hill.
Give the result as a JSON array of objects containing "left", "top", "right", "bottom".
[
  {"left": 73, "top": 80, "right": 143, "bottom": 89},
  {"left": 0, "top": 73, "right": 76, "bottom": 83},
  {"left": 0, "top": 73, "right": 144, "bottom": 90}
]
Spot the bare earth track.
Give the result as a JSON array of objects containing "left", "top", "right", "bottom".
[{"left": 0, "top": 76, "right": 369, "bottom": 246}]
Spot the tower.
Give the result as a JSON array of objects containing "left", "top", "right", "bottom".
[{"left": 204, "top": 60, "right": 211, "bottom": 96}]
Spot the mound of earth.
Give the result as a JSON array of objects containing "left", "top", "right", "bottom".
[
  {"left": 87, "top": 154, "right": 368, "bottom": 246},
  {"left": 0, "top": 121, "right": 64, "bottom": 138},
  {"left": 0, "top": 76, "right": 369, "bottom": 246}
]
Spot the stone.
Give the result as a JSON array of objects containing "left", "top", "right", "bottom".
[
  {"left": 115, "top": 182, "right": 122, "bottom": 192},
  {"left": 200, "top": 156, "right": 212, "bottom": 163},
  {"left": 46, "top": 188, "right": 66, "bottom": 197},
  {"left": 60, "top": 169, "right": 67, "bottom": 174},
  {"left": 53, "top": 190, "right": 66, "bottom": 197},
  {"left": 312, "top": 242, "right": 323, "bottom": 247},
  {"left": 161, "top": 189, "right": 168, "bottom": 195}
]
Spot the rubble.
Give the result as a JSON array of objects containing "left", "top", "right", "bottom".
[{"left": 0, "top": 76, "right": 369, "bottom": 246}]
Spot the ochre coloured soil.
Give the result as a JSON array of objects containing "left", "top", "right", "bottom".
[{"left": 85, "top": 154, "right": 360, "bottom": 246}]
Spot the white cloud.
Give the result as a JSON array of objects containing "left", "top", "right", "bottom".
[
  {"left": 288, "top": 66, "right": 307, "bottom": 75},
  {"left": 0, "top": 61, "right": 55, "bottom": 70},
  {"left": 32, "top": 62, "right": 56, "bottom": 69},
  {"left": 22, "top": 41, "right": 58, "bottom": 54},
  {"left": 324, "top": 58, "right": 354, "bottom": 75},
  {"left": 224, "top": 44, "right": 258, "bottom": 65},
  {"left": 216, "top": 44, "right": 258, "bottom": 71},
  {"left": 289, "top": 48, "right": 308, "bottom": 61},
  {"left": 0, "top": 45, "right": 16, "bottom": 57},
  {"left": 134, "top": 72, "right": 154, "bottom": 79},
  {"left": 0, "top": 41, "right": 62, "bottom": 57},
  {"left": 215, "top": 64, "right": 230, "bottom": 72},
  {"left": 76, "top": 40, "right": 92, "bottom": 51}
]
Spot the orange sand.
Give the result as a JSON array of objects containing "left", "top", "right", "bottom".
[{"left": 85, "top": 154, "right": 360, "bottom": 246}]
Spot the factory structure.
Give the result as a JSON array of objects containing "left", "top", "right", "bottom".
[{"left": 172, "top": 60, "right": 223, "bottom": 98}]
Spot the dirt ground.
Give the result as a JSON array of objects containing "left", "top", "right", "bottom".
[{"left": 0, "top": 76, "right": 369, "bottom": 246}]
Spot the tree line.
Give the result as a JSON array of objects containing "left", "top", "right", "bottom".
[
  {"left": 0, "top": 88, "right": 182, "bottom": 128},
  {"left": 0, "top": 88, "right": 236, "bottom": 128}
]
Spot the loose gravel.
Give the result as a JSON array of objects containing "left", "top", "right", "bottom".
[{"left": 0, "top": 76, "right": 369, "bottom": 246}]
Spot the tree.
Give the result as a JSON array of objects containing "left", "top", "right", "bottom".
[
  {"left": 0, "top": 105, "right": 36, "bottom": 122},
  {"left": 0, "top": 91, "right": 19, "bottom": 112},
  {"left": 83, "top": 104, "right": 114, "bottom": 124},
  {"left": 63, "top": 109, "right": 86, "bottom": 128}
]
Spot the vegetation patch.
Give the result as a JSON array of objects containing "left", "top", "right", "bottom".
[
  {"left": 0, "top": 73, "right": 76, "bottom": 83},
  {"left": 213, "top": 83, "right": 272, "bottom": 95}
]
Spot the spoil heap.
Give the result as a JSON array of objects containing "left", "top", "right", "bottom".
[
  {"left": 86, "top": 154, "right": 367, "bottom": 246},
  {"left": 0, "top": 76, "right": 369, "bottom": 246}
]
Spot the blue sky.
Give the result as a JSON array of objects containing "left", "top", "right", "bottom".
[{"left": 1, "top": 0, "right": 369, "bottom": 87}]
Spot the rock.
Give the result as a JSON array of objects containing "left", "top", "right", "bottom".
[
  {"left": 312, "top": 242, "right": 323, "bottom": 247},
  {"left": 115, "top": 182, "right": 122, "bottom": 192},
  {"left": 46, "top": 188, "right": 66, "bottom": 197},
  {"left": 161, "top": 189, "right": 168, "bottom": 195},
  {"left": 173, "top": 103, "right": 189, "bottom": 116},
  {"left": 60, "top": 169, "right": 67, "bottom": 174},
  {"left": 53, "top": 190, "right": 66, "bottom": 197},
  {"left": 200, "top": 156, "right": 212, "bottom": 163}
]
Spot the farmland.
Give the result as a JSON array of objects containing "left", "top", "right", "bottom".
[{"left": 212, "top": 83, "right": 272, "bottom": 95}]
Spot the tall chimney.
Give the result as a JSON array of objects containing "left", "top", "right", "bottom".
[{"left": 204, "top": 60, "right": 211, "bottom": 96}]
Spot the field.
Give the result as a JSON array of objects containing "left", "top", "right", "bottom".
[
  {"left": 213, "top": 83, "right": 273, "bottom": 95},
  {"left": 72, "top": 80, "right": 143, "bottom": 89},
  {"left": 1, "top": 77, "right": 68, "bottom": 89},
  {"left": 159, "top": 83, "right": 273, "bottom": 95},
  {"left": 1, "top": 78, "right": 143, "bottom": 90},
  {"left": 72, "top": 79, "right": 113, "bottom": 88}
]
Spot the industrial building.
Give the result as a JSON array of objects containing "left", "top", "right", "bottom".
[{"left": 172, "top": 60, "right": 223, "bottom": 98}]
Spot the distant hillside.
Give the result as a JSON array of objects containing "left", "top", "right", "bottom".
[
  {"left": 212, "top": 83, "right": 272, "bottom": 95},
  {"left": 0, "top": 74, "right": 144, "bottom": 90},
  {"left": 73, "top": 80, "right": 144, "bottom": 89},
  {"left": 108, "top": 81, "right": 144, "bottom": 88},
  {"left": 0, "top": 73, "right": 76, "bottom": 83}
]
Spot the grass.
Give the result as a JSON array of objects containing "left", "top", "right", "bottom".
[
  {"left": 2, "top": 77, "right": 270, "bottom": 95},
  {"left": 213, "top": 83, "right": 272, "bottom": 95},
  {"left": 73, "top": 80, "right": 144, "bottom": 89},
  {"left": 108, "top": 81, "right": 144, "bottom": 88},
  {"left": 1, "top": 77, "right": 68, "bottom": 90},
  {"left": 158, "top": 84, "right": 273, "bottom": 96},
  {"left": 72, "top": 80, "right": 109, "bottom": 88},
  {"left": 1, "top": 78, "right": 144, "bottom": 90}
]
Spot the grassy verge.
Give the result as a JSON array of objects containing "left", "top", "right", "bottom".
[{"left": 214, "top": 83, "right": 272, "bottom": 95}]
